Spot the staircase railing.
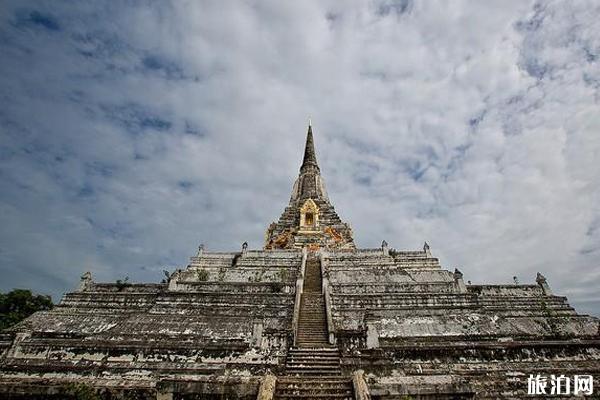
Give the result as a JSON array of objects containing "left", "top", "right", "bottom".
[
  {"left": 352, "top": 370, "right": 372, "bottom": 400},
  {"left": 319, "top": 250, "right": 336, "bottom": 345},
  {"left": 256, "top": 373, "right": 276, "bottom": 400},
  {"left": 292, "top": 247, "right": 307, "bottom": 347}
]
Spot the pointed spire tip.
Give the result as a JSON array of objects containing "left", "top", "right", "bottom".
[{"left": 300, "top": 121, "right": 319, "bottom": 173}]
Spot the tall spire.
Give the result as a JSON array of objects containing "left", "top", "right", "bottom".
[
  {"left": 264, "top": 121, "right": 355, "bottom": 250},
  {"left": 300, "top": 121, "right": 319, "bottom": 173}
]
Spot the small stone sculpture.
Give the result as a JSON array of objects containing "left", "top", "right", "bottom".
[
  {"left": 423, "top": 241, "right": 431, "bottom": 257},
  {"left": 79, "top": 271, "right": 92, "bottom": 291}
]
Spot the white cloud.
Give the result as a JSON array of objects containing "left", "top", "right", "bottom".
[{"left": 0, "top": 0, "right": 598, "bottom": 315}]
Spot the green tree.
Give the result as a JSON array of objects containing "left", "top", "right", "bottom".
[{"left": 0, "top": 289, "right": 53, "bottom": 330}]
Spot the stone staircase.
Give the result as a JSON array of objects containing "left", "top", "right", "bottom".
[
  {"left": 277, "top": 347, "right": 352, "bottom": 399},
  {"left": 296, "top": 294, "right": 329, "bottom": 346},
  {"left": 273, "top": 255, "right": 354, "bottom": 399},
  {"left": 285, "top": 347, "right": 342, "bottom": 376},
  {"left": 275, "top": 375, "right": 353, "bottom": 399},
  {"left": 296, "top": 257, "right": 329, "bottom": 347}
]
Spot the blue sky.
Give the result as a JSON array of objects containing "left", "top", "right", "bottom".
[{"left": 0, "top": 1, "right": 599, "bottom": 316}]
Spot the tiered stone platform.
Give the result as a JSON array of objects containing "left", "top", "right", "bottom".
[{"left": 325, "top": 248, "right": 600, "bottom": 398}]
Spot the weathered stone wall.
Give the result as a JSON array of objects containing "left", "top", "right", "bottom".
[
  {"left": 1, "top": 247, "right": 599, "bottom": 399},
  {"left": 323, "top": 248, "right": 600, "bottom": 399},
  {"left": 0, "top": 250, "right": 304, "bottom": 398}
]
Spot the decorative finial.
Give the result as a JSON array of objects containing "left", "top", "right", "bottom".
[
  {"left": 79, "top": 271, "right": 93, "bottom": 291},
  {"left": 423, "top": 241, "right": 431, "bottom": 256},
  {"left": 536, "top": 272, "right": 552, "bottom": 295},
  {"left": 381, "top": 240, "right": 389, "bottom": 255},
  {"left": 453, "top": 268, "right": 466, "bottom": 293},
  {"left": 308, "top": 116, "right": 312, "bottom": 127},
  {"left": 197, "top": 243, "right": 204, "bottom": 257},
  {"left": 535, "top": 272, "right": 547, "bottom": 284}
]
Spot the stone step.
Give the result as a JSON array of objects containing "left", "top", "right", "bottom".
[
  {"left": 281, "top": 369, "right": 343, "bottom": 373},
  {"left": 275, "top": 395, "right": 352, "bottom": 399},
  {"left": 297, "top": 325, "right": 327, "bottom": 328},
  {"left": 296, "top": 327, "right": 328, "bottom": 331},
  {"left": 288, "top": 351, "right": 338, "bottom": 355},
  {"left": 287, "top": 353, "right": 340, "bottom": 358},
  {"left": 276, "top": 390, "right": 352, "bottom": 397},
  {"left": 288, "top": 353, "right": 340, "bottom": 358},
  {"left": 296, "top": 339, "right": 329, "bottom": 343},
  {"left": 277, "top": 390, "right": 352, "bottom": 396},
  {"left": 296, "top": 336, "right": 329, "bottom": 340},
  {"left": 277, "top": 387, "right": 350, "bottom": 394},
  {"left": 277, "top": 379, "right": 351, "bottom": 388},
  {"left": 286, "top": 370, "right": 342, "bottom": 374},
  {"left": 289, "top": 347, "right": 338, "bottom": 350},
  {"left": 297, "top": 323, "right": 327, "bottom": 327},
  {"left": 287, "top": 353, "right": 339, "bottom": 359},
  {"left": 279, "top": 376, "right": 348, "bottom": 381},
  {"left": 297, "top": 328, "right": 328, "bottom": 331},
  {"left": 287, "top": 361, "right": 341, "bottom": 367},
  {"left": 298, "top": 324, "right": 327, "bottom": 328},
  {"left": 286, "top": 369, "right": 342, "bottom": 376},
  {"left": 297, "top": 332, "right": 328, "bottom": 336}
]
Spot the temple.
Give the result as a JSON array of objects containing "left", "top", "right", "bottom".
[
  {"left": 265, "top": 123, "right": 354, "bottom": 251},
  {"left": 0, "top": 123, "right": 599, "bottom": 399}
]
